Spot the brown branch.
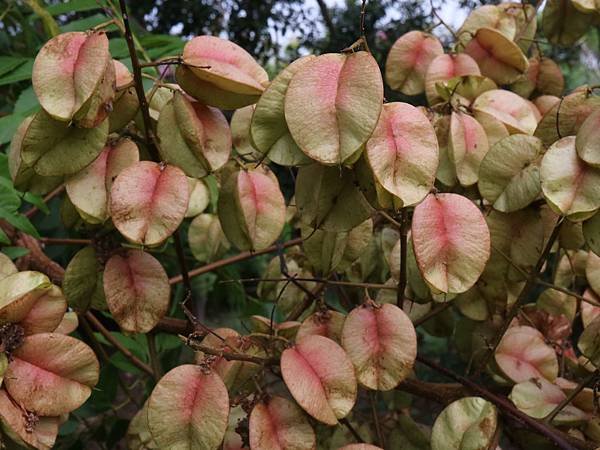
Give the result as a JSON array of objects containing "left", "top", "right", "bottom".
[
  {"left": 416, "top": 355, "right": 592, "bottom": 450},
  {"left": 493, "top": 243, "right": 599, "bottom": 307},
  {"left": 39, "top": 237, "right": 92, "bottom": 246},
  {"left": 413, "top": 301, "right": 453, "bottom": 327},
  {"left": 286, "top": 283, "right": 327, "bottom": 321},
  {"left": 169, "top": 237, "right": 303, "bottom": 284},
  {"left": 397, "top": 378, "right": 467, "bottom": 404},
  {"left": 183, "top": 335, "right": 278, "bottom": 365},
  {"left": 228, "top": 276, "right": 399, "bottom": 291},
  {"left": 545, "top": 369, "right": 599, "bottom": 423},
  {"left": 24, "top": 184, "right": 65, "bottom": 219},
  {"left": 117, "top": 0, "right": 161, "bottom": 162},
  {"left": 84, "top": 311, "right": 155, "bottom": 378},
  {"left": 340, "top": 418, "right": 364, "bottom": 443},
  {"left": 315, "top": 0, "right": 336, "bottom": 39},
  {"left": 79, "top": 315, "right": 141, "bottom": 407},
  {"left": 536, "top": 280, "right": 600, "bottom": 307},
  {"left": 397, "top": 208, "right": 408, "bottom": 308},
  {"left": 12, "top": 231, "right": 65, "bottom": 284},
  {"left": 146, "top": 332, "right": 163, "bottom": 378},
  {"left": 429, "top": 0, "right": 458, "bottom": 40},
  {"left": 369, "top": 391, "right": 384, "bottom": 448}
]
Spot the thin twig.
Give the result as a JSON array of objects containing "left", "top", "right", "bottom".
[
  {"left": 173, "top": 230, "right": 196, "bottom": 306},
  {"left": 397, "top": 208, "right": 408, "bottom": 309},
  {"left": 146, "top": 333, "right": 163, "bottom": 378},
  {"left": 315, "top": 0, "right": 336, "bottom": 38},
  {"left": 79, "top": 315, "right": 141, "bottom": 407},
  {"left": 85, "top": 311, "right": 155, "bottom": 378},
  {"left": 537, "top": 280, "right": 600, "bottom": 307},
  {"left": 475, "top": 218, "right": 563, "bottom": 376},
  {"left": 545, "top": 369, "right": 599, "bottom": 423},
  {"left": 24, "top": 184, "right": 65, "bottom": 218},
  {"left": 40, "top": 237, "right": 92, "bottom": 246},
  {"left": 340, "top": 418, "right": 364, "bottom": 443},
  {"left": 225, "top": 276, "right": 400, "bottom": 291},
  {"left": 182, "top": 335, "right": 277, "bottom": 365},
  {"left": 169, "top": 237, "right": 303, "bottom": 284},
  {"left": 429, "top": 0, "right": 458, "bottom": 40},
  {"left": 286, "top": 283, "right": 327, "bottom": 321},
  {"left": 413, "top": 301, "right": 453, "bottom": 327},
  {"left": 369, "top": 391, "right": 385, "bottom": 447},
  {"left": 493, "top": 243, "right": 600, "bottom": 307},
  {"left": 117, "top": 0, "right": 161, "bottom": 161}
]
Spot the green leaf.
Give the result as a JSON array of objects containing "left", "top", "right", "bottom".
[
  {"left": 60, "top": 13, "right": 118, "bottom": 32},
  {"left": 2, "top": 247, "right": 30, "bottom": 259},
  {"left": 0, "top": 208, "right": 40, "bottom": 238},
  {"left": 0, "top": 60, "right": 34, "bottom": 86},
  {"left": 146, "top": 43, "right": 184, "bottom": 59},
  {"left": 0, "top": 228, "right": 10, "bottom": 245},
  {"left": 0, "top": 56, "right": 29, "bottom": 78},
  {"left": 0, "top": 184, "right": 22, "bottom": 211},
  {"left": 46, "top": 0, "right": 102, "bottom": 15},
  {"left": 0, "top": 114, "right": 27, "bottom": 146},
  {"left": 0, "top": 154, "right": 9, "bottom": 179},
  {"left": 156, "top": 333, "right": 182, "bottom": 352},
  {"left": 14, "top": 87, "right": 40, "bottom": 116},
  {"left": 23, "top": 192, "right": 49, "bottom": 214},
  {"left": 109, "top": 38, "right": 130, "bottom": 58}
]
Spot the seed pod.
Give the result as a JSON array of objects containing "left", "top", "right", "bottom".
[
  {"left": 32, "top": 31, "right": 110, "bottom": 122},
  {"left": 179, "top": 35, "right": 268, "bottom": 109},
  {"left": 157, "top": 91, "right": 232, "bottom": 178},
  {"left": 218, "top": 167, "right": 285, "bottom": 251}
]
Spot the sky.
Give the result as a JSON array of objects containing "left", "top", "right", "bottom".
[{"left": 287, "top": 0, "right": 468, "bottom": 50}]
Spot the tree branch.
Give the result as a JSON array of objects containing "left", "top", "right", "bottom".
[
  {"left": 84, "top": 311, "right": 155, "bottom": 378},
  {"left": 397, "top": 378, "right": 467, "bottom": 404},
  {"left": 39, "top": 237, "right": 92, "bottom": 246},
  {"left": 183, "top": 335, "right": 278, "bottom": 365},
  {"left": 397, "top": 208, "right": 409, "bottom": 308},
  {"left": 169, "top": 237, "right": 303, "bottom": 284},
  {"left": 545, "top": 369, "right": 599, "bottom": 423},
  {"left": 315, "top": 0, "right": 336, "bottom": 39},
  {"left": 117, "top": 0, "right": 161, "bottom": 161},
  {"left": 24, "top": 184, "right": 64, "bottom": 219}
]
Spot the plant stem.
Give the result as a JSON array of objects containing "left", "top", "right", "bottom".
[
  {"left": 172, "top": 230, "right": 195, "bottom": 303},
  {"left": 228, "top": 276, "right": 400, "bottom": 291},
  {"left": 40, "top": 237, "right": 91, "bottom": 246},
  {"left": 413, "top": 301, "right": 452, "bottom": 327},
  {"left": 24, "top": 184, "right": 65, "bottom": 218},
  {"left": 475, "top": 218, "right": 563, "bottom": 376},
  {"left": 79, "top": 315, "right": 141, "bottom": 406},
  {"left": 429, "top": 0, "right": 458, "bottom": 40},
  {"left": 146, "top": 332, "right": 163, "bottom": 379},
  {"left": 340, "top": 418, "right": 364, "bottom": 443},
  {"left": 397, "top": 208, "right": 408, "bottom": 308},
  {"left": 182, "top": 335, "right": 277, "bottom": 365},
  {"left": 85, "top": 311, "right": 155, "bottom": 378},
  {"left": 545, "top": 369, "right": 599, "bottom": 423},
  {"left": 286, "top": 283, "right": 327, "bottom": 321},
  {"left": 493, "top": 243, "right": 600, "bottom": 307},
  {"left": 117, "top": 0, "right": 161, "bottom": 162},
  {"left": 370, "top": 391, "right": 385, "bottom": 447},
  {"left": 169, "top": 237, "right": 303, "bottom": 284}
]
